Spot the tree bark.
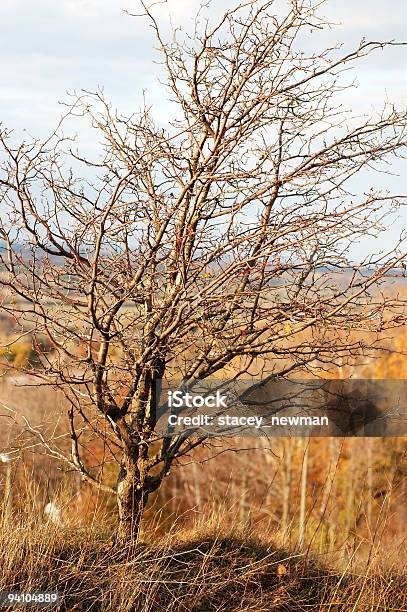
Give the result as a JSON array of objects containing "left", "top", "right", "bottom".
[
  {"left": 281, "top": 438, "right": 293, "bottom": 544},
  {"left": 298, "top": 438, "right": 309, "bottom": 549},
  {"left": 116, "top": 463, "right": 147, "bottom": 546}
]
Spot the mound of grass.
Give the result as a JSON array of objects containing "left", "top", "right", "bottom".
[{"left": 0, "top": 521, "right": 405, "bottom": 611}]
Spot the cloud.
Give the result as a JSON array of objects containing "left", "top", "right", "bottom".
[
  {"left": 63, "top": 0, "right": 133, "bottom": 18},
  {"left": 322, "top": 0, "right": 407, "bottom": 31},
  {"left": 0, "top": 0, "right": 405, "bottom": 253},
  {"left": 0, "top": 1, "right": 406, "bottom": 135}
]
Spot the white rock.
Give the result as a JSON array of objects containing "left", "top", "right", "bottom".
[{"left": 44, "top": 502, "right": 64, "bottom": 526}]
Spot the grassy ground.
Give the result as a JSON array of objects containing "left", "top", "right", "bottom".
[{"left": 0, "top": 516, "right": 406, "bottom": 612}]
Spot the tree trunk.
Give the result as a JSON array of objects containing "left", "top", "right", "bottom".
[
  {"left": 116, "top": 464, "right": 147, "bottom": 546},
  {"left": 281, "top": 438, "right": 293, "bottom": 544},
  {"left": 2, "top": 463, "right": 12, "bottom": 525},
  {"left": 298, "top": 438, "right": 309, "bottom": 549}
]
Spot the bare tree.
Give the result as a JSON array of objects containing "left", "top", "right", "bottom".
[{"left": 0, "top": 0, "right": 406, "bottom": 544}]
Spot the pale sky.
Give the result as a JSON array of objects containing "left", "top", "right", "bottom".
[
  {"left": 1, "top": 0, "right": 406, "bottom": 132},
  {"left": 0, "top": 0, "right": 406, "bottom": 254}
]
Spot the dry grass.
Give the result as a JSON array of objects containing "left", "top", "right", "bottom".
[{"left": 0, "top": 512, "right": 406, "bottom": 612}]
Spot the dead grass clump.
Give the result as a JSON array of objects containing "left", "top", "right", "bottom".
[{"left": 0, "top": 518, "right": 406, "bottom": 611}]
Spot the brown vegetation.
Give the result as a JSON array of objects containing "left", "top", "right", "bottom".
[
  {"left": 0, "top": 513, "right": 405, "bottom": 611},
  {"left": 1, "top": 0, "right": 407, "bottom": 544},
  {"left": 0, "top": 328, "right": 406, "bottom": 609}
]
